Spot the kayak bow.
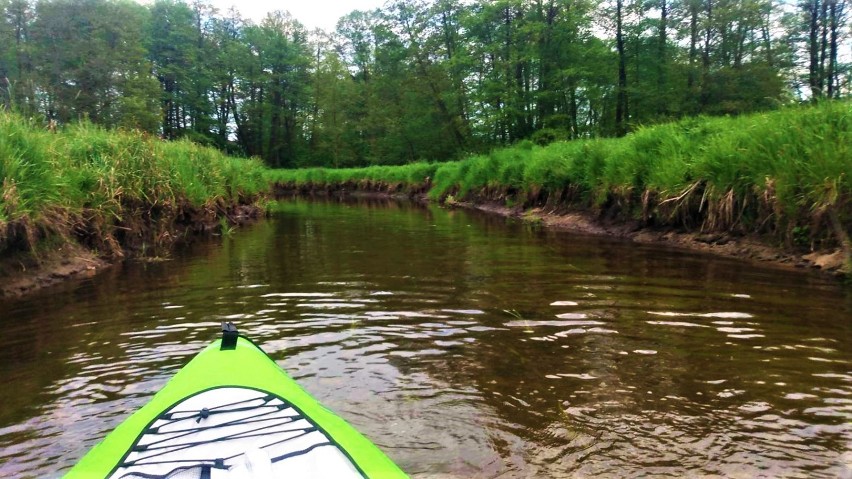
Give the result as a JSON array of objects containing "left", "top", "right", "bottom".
[{"left": 66, "top": 323, "right": 408, "bottom": 478}]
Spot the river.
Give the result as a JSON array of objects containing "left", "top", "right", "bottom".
[{"left": 1, "top": 198, "right": 850, "bottom": 477}]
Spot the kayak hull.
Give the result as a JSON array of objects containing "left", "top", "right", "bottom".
[{"left": 66, "top": 334, "right": 407, "bottom": 478}]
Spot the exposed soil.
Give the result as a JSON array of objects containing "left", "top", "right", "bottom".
[
  {"left": 0, "top": 244, "right": 108, "bottom": 297},
  {"left": 0, "top": 199, "right": 262, "bottom": 299},
  {"left": 8, "top": 181, "right": 840, "bottom": 298},
  {"left": 275, "top": 184, "right": 849, "bottom": 280},
  {"left": 462, "top": 201, "right": 849, "bottom": 278}
]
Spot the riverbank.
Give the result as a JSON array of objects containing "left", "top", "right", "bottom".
[
  {"left": 466, "top": 201, "right": 848, "bottom": 276},
  {"left": 271, "top": 101, "right": 852, "bottom": 279},
  {"left": 4, "top": 102, "right": 849, "bottom": 297},
  {"left": 0, "top": 113, "right": 268, "bottom": 297},
  {"left": 274, "top": 188, "right": 848, "bottom": 279}
]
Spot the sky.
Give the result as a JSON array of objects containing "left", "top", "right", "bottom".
[{"left": 208, "top": 0, "right": 386, "bottom": 32}]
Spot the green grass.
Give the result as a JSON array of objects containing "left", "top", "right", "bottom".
[
  {"left": 271, "top": 101, "right": 851, "bottom": 246},
  {"left": 0, "top": 112, "right": 268, "bottom": 252},
  {"left": 5, "top": 101, "right": 845, "bottom": 259},
  {"left": 265, "top": 162, "right": 441, "bottom": 189}
]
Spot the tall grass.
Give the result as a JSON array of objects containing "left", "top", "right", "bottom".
[
  {"left": 271, "top": 101, "right": 851, "bottom": 248},
  {"left": 266, "top": 162, "right": 440, "bottom": 192},
  {"left": 0, "top": 113, "right": 268, "bottom": 253}
]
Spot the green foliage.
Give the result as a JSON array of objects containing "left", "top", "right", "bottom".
[
  {"left": 266, "top": 161, "right": 441, "bottom": 193},
  {"left": 0, "top": 112, "right": 267, "bottom": 225},
  {"left": 531, "top": 128, "right": 568, "bottom": 146},
  {"left": 0, "top": 0, "right": 849, "bottom": 170},
  {"left": 28, "top": 0, "right": 160, "bottom": 130},
  {"left": 0, "top": 115, "right": 57, "bottom": 220},
  {"left": 273, "top": 102, "right": 852, "bottom": 243}
]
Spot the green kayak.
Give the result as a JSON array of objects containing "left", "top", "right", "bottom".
[{"left": 66, "top": 323, "right": 408, "bottom": 478}]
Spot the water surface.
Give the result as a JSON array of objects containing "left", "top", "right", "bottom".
[{"left": 1, "top": 198, "right": 851, "bottom": 477}]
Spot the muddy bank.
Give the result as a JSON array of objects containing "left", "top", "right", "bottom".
[
  {"left": 0, "top": 199, "right": 262, "bottom": 298},
  {"left": 0, "top": 244, "right": 108, "bottom": 297},
  {"left": 275, "top": 183, "right": 850, "bottom": 280},
  {"left": 272, "top": 179, "right": 431, "bottom": 198},
  {"left": 466, "top": 202, "right": 849, "bottom": 278}
]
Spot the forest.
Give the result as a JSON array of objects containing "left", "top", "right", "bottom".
[{"left": 0, "top": 0, "right": 849, "bottom": 169}]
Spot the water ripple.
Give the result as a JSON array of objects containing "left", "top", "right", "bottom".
[{"left": 2, "top": 202, "right": 850, "bottom": 478}]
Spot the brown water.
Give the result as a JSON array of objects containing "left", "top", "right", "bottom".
[{"left": 1, "top": 198, "right": 851, "bottom": 478}]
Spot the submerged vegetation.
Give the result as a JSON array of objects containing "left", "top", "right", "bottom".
[
  {"left": 271, "top": 102, "right": 852, "bottom": 262},
  {"left": 0, "top": 112, "right": 267, "bottom": 270}
]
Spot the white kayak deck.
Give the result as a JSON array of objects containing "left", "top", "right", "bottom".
[{"left": 111, "top": 387, "right": 363, "bottom": 479}]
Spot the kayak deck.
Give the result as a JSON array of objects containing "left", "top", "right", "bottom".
[
  {"left": 67, "top": 324, "right": 407, "bottom": 479},
  {"left": 115, "top": 387, "right": 362, "bottom": 478}
]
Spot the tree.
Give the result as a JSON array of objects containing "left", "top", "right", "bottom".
[
  {"left": 28, "top": 0, "right": 159, "bottom": 129},
  {"left": 0, "top": 0, "right": 842, "bottom": 167},
  {"left": 148, "top": 0, "right": 200, "bottom": 138},
  {"left": 237, "top": 12, "right": 311, "bottom": 167},
  {"left": 0, "top": 0, "right": 11, "bottom": 110},
  {"left": 826, "top": 0, "right": 848, "bottom": 98},
  {"left": 307, "top": 38, "right": 359, "bottom": 167},
  {"left": 615, "top": 0, "right": 629, "bottom": 135},
  {"left": 800, "top": 0, "right": 848, "bottom": 99},
  {"left": 1, "top": 0, "right": 35, "bottom": 113},
  {"left": 208, "top": 7, "right": 244, "bottom": 150},
  {"left": 657, "top": 0, "right": 669, "bottom": 115}
]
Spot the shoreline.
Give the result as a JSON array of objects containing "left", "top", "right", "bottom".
[
  {"left": 460, "top": 201, "right": 848, "bottom": 278},
  {"left": 3, "top": 189, "right": 846, "bottom": 300},
  {"left": 283, "top": 188, "right": 849, "bottom": 280},
  {"left": 0, "top": 203, "right": 262, "bottom": 299},
  {"left": 0, "top": 244, "right": 109, "bottom": 298},
  {"left": 0, "top": 112, "right": 270, "bottom": 300}
]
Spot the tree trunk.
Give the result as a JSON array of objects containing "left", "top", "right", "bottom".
[
  {"left": 504, "top": 5, "right": 514, "bottom": 142},
  {"left": 615, "top": 0, "right": 628, "bottom": 136},
  {"left": 0, "top": 74, "right": 9, "bottom": 111},
  {"left": 218, "top": 81, "right": 230, "bottom": 144},
  {"left": 826, "top": 0, "right": 839, "bottom": 98},
  {"left": 808, "top": 0, "right": 822, "bottom": 99},
  {"left": 762, "top": 1, "right": 774, "bottom": 67},
  {"left": 269, "top": 79, "right": 283, "bottom": 168},
  {"left": 658, "top": 0, "right": 667, "bottom": 115},
  {"left": 687, "top": 1, "right": 699, "bottom": 99},
  {"left": 537, "top": 0, "right": 558, "bottom": 126},
  {"left": 818, "top": 0, "right": 829, "bottom": 94},
  {"left": 228, "top": 79, "right": 248, "bottom": 154},
  {"left": 701, "top": 0, "right": 713, "bottom": 107},
  {"left": 569, "top": 84, "right": 578, "bottom": 139}
]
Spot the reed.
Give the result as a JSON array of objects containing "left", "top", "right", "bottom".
[
  {"left": 267, "top": 162, "right": 440, "bottom": 194},
  {"left": 0, "top": 113, "right": 268, "bottom": 256},
  {"left": 271, "top": 101, "right": 851, "bottom": 252}
]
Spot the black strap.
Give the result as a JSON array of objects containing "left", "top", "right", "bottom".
[
  {"left": 116, "top": 463, "right": 226, "bottom": 479},
  {"left": 271, "top": 442, "right": 334, "bottom": 463},
  {"left": 124, "top": 426, "right": 318, "bottom": 467},
  {"left": 162, "top": 394, "right": 276, "bottom": 421}
]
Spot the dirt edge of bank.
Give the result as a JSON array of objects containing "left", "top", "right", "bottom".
[
  {"left": 0, "top": 244, "right": 109, "bottom": 298},
  {"left": 464, "top": 201, "right": 849, "bottom": 278},
  {"left": 7, "top": 185, "right": 843, "bottom": 299},
  {"left": 0, "top": 202, "right": 262, "bottom": 299},
  {"left": 280, "top": 186, "right": 849, "bottom": 281}
]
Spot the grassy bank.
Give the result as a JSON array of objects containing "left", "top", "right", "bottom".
[
  {"left": 0, "top": 112, "right": 268, "bottom": 275},
  {"left": 271, "top": 101, "right": 851, "bottom": 262}
]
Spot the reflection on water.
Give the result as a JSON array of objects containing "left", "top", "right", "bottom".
[{"left": 1, "top": 197, "right": 851, "bottom": 478}]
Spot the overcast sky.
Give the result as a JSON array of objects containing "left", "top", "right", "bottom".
[{"left": 208, "top": 0, "right": 386, "bottom": 32}]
